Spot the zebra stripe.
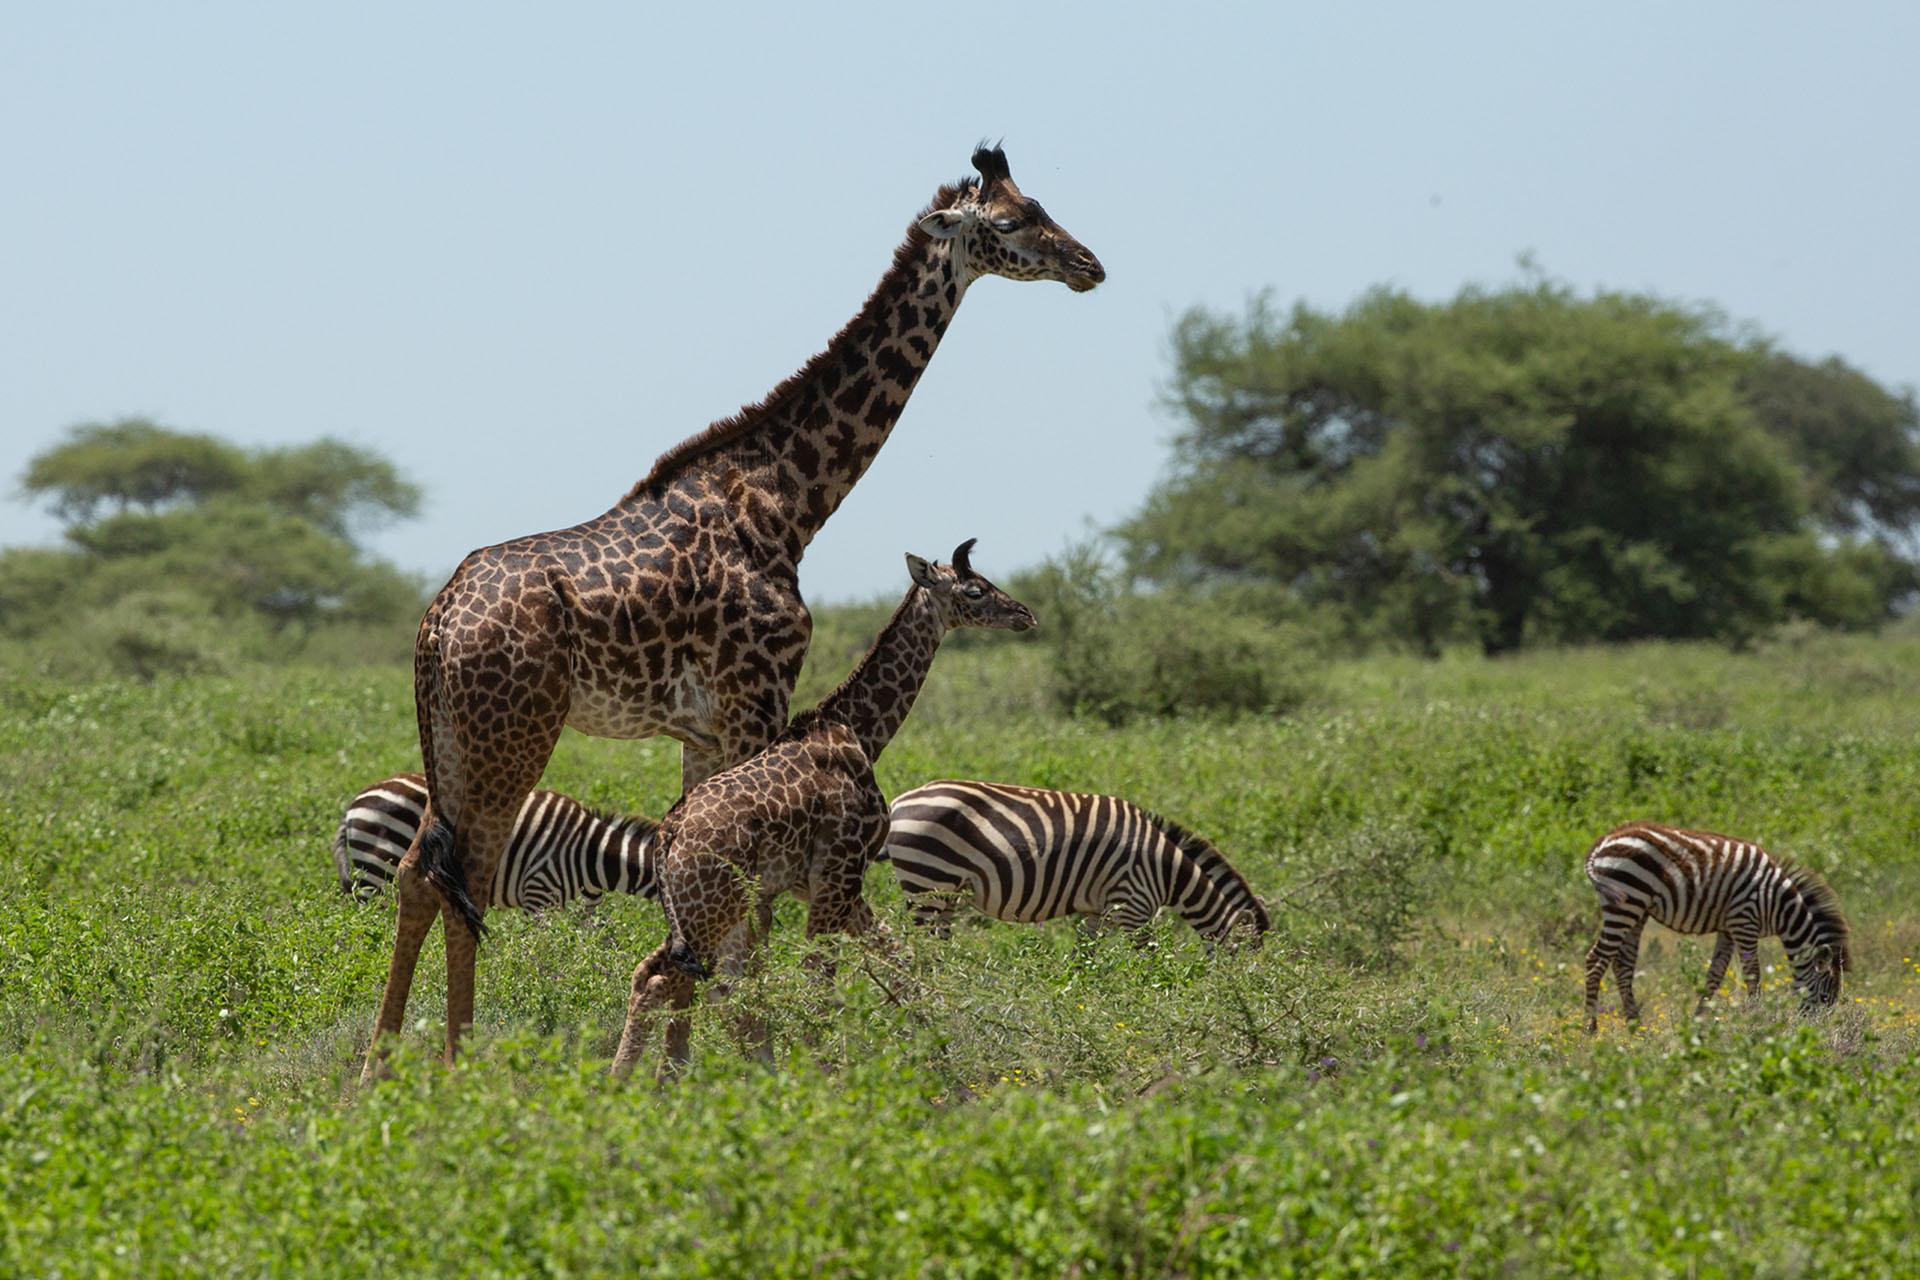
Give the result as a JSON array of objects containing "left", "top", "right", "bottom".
[
  {"left": 1583, "top": 821, "right": 1850, "bottom": 1031},
  {"left": 331, "top": 773, "right": 658, "bottom": 912},
  {"left": 885, "top": 780, "right": 1268, "bottom": 944}
]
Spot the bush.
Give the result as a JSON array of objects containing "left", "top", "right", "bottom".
[{"left": 1021, "top": 543, "right": 1322, "bottom": 724}]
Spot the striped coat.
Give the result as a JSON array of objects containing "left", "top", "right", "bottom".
[
  {"left": 885, "top": 780, "right": 1268, "bottom": 944},
  {"left": 333, "top": 773, "right": 657, "bottom": 912},
  {"left": 1583, "top": 821, "right": 1849, "bottom": 1031}
]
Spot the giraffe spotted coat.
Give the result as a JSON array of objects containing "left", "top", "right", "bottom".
[
  {"left": 362, "top": 147, "right": 1102, "bottom": 1079},
  {"left": 611, "top": 541, "right": 1035, "bottom": 1078}
]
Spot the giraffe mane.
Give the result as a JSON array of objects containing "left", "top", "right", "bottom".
[
  {"left": 786, "top": 583, "right": 928, "bottom": 740},
  {"left": 1141, "top": 809, "right": 1270, "bottom": 935},
  {"left": 626, "top": 178, "right": 981, "bottom": 499}
]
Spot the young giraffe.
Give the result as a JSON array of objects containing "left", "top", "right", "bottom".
[
  {"left": 610, "top": 539, "right": 1034, "bottom": 1080},
  {"left": 363, "top": 147, "right": 1101, "bottom": 1079}
]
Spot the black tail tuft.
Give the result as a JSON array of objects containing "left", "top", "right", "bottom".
[
  {"left": 419, "top": 817, "right": 488, "bottom": 942},
  {"left": 666, "top": 933, "right": 711, "bottom": 980}
]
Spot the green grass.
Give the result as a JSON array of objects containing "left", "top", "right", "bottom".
[{"left": 3, "top": 627, "right": 1919, "bottom": 1276}]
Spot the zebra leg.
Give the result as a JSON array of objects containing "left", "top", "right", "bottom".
[
  {"left": 1111, "top": 898, "right": 1157, "bottom": 950},
  {"left": 1733, "top": 923, "right": 1764, "bottom": 1000},
  {"left": 1586, "top": 902, "right": 1640, "bottom": 1032},
  {"left": 908, "top": 892, "right": 958, "bottom": 940},
  {"left": 1612, "top": 921, "right": 1646, "bottom": 1028},
  {"left": 1696, "top": 933, "right": 1735, "bottom": 1015}
]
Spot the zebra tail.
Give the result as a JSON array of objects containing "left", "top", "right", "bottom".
[
  {"left": 419, "top": 816, "right": 488, "bottom": 942},
  {"left": 329, "top": 818, "right": 356, "bottom": 895}
]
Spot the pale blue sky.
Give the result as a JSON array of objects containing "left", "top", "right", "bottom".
[{"left": 4, "top": 3, "right": 1915, "bottom": 601}]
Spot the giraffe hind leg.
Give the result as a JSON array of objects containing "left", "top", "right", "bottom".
[{"left": 363, "top": 827, "right": 446, "bottom": 1083}]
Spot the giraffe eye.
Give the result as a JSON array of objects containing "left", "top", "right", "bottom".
[
  {"left": 963, "top": 584, "right": 985, "bottom": 599},
  {"left": 990, "top": 217, "right": 1021, "bottom": 233}
]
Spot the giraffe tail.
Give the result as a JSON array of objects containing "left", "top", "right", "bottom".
[{"left": 420, "top": 816, "right": 489, "bottom": 942}]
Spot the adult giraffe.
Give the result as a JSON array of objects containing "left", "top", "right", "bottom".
[{"left": 363, "top": 145, "right": 1103, "bottom": 1078}]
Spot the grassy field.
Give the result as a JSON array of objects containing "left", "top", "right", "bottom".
[{"left": 3, "top": 627, "right": 1919, "bottom": 1276}]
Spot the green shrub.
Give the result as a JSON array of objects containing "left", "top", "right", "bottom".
[{"left": 1021, "top": 543, "right": 1322, "bottom": 724}]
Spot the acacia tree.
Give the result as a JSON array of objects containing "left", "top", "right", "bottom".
[
  {"left": 3, "top": 419, "right": 425, "bottom": 667},
  {"left": 1122, "top": 283, "right": 1917, "bottom": 655}
]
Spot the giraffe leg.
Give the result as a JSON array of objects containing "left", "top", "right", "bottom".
[
  {"left": 713, "top": 898, "right": 776, "bottom": 1066},
  {"left": 1696, "top": 933, "right": 1735, "bottom": 1015},
  {"left": 612, "top": 943, "right": 693, "bottom": 1080},
  {"left": 442, "top": 903, "right": 482, "bottom": 1066},
  {"left": 362, "top": 838, "right": 443, "bottom": 1083}
]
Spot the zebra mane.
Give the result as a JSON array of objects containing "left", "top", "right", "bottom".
[
  {"left": 586, "top": 802, "right": 661, "bottom": 843},
  {"left": 1141, "top": 810, "right": 1270, "bottom": 935},
  {"left": 1777, "top": 858, "right": 1852, "bottom": 970}
]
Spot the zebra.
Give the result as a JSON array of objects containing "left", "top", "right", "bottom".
[
  {"left": 332, "top": 773, "right": 658, "bottom": 912},
  {"left": 1583, "top": 821, "right": 1850, "bottom": 1032},
  {"left": 883, "top": 780, "right": 1269, "bottom": 945}
]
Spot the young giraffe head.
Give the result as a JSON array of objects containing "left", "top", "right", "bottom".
[
  {"left": 917, "top": 145, "right": 1105, "bottom": 293},
  {"left": 904, "top": 538, "right": 1037, "bottom": 633}
]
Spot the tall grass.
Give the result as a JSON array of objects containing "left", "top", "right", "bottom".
[{"left": 3, "top": 626, "right": 1918, "bottom": 1274}]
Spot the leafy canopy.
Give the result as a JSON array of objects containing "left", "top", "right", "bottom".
[
  {"left": 1121, "top": 281, "right": 1919, "bottom": 654},
  {"left": 3, "top": 419, "right": 424, "bottom": 673}
]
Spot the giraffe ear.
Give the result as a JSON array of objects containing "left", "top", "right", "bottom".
[
  {"left": 918, "top": 209, "right": 967, "bottom": 240},
  {"left": 905, "top": 553, "right": 941, "bottom": 589}
]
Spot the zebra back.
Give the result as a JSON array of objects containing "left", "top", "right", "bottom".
[
  {"left": 1586, "top": 821, "right": 1850, "bottom": 964},
  {"left": 332, "top": 773, "right": 660, "bottom": 909},
  {"left": 886, "top": 780, "right": 1268, "bottom": 942}
]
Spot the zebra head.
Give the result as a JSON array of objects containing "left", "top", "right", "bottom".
[
  {"left": 1790, "top": 940, "right": 1844, "bottom": 1012},
  {"left": 905, "top": 539, "right": 1037, "bottom": 634}
]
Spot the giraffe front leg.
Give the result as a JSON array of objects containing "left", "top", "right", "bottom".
[
  {"left": 1696, "top": 933, "right": 1735, "bottom": 1016},
  {"left": 612, "top": 943, "right": 693, "bottom": 1080}
]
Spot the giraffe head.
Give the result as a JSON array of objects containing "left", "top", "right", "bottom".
[
  {"left": 917, "top": 145, "right": 1105, "bottom": 293},
  {"left": 905, "top": 538, "right": 1037, "bottom": 633}
]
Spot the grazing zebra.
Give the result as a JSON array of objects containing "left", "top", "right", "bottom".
[
  {"left": 332, "top": 773, "right": 658, "bottom": 912},
  {"left": 884, "top": 780, "right": 1269, "bottom": 945},
  {"left": 1583, "top": 821, "right": 1850, "bottom": 1032}
]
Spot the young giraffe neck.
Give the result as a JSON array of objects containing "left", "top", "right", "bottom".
[
  {"left": 628, "top": 201, "right": 973, "bottom": 556},
  {"left": 812, "top": 587, "right": 948, "bottom": 762}
]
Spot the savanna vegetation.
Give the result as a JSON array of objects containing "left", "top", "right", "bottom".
[
  {"left": 4, "top": 627, "right": 1919, "bottom": 1276},
  {"left": 4, "top": 281, "right": 1919, "bottom": 1274}
]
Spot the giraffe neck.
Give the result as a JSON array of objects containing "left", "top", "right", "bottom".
[
  {"left": 813, "top": 587, "right": 946, "bottom": 761},
  {"left": 627, "top": 211, "right": 974, "bottom": 555}
]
